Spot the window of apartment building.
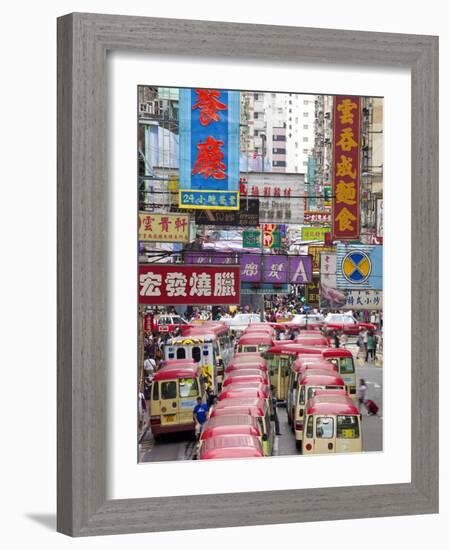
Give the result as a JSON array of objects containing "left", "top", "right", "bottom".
[
  {"left": 295, "top": 142, "right": 298, "bottom": 149},
  {"left": 271, "top": 93, "right": 276, "bottom": 98},
  {"left": 303, "top": 112, "right": 309, "bottom": 117},
  {"left": 254, "top": 93, "right": 259, "bottom": 100},
  {"left": 303, "top": 161, "right": 308, "bottom": 166},
  {"left": 303, "top": 100, "right": 309, "bottom": 105},
  {"left": 303, "top": 124, "right": 309, "bottom": 130},
  {"left": 273, "top": 160, "right": 287, "bottom": 167},
  {"left": 303, "top": 148, "right": 309, "bottom": 154},
  {"left": 289, "top": 100, "right": 292, "bottom": 105},
  {"left": 254, "top": 112, "right": 259, "bottom": 119},
  {"left": 303, "top": 137, "right": 309, "bottom": 142},
  {"left": 295, "top": 117, "right": 298, "bottom": 124},
  {"left": 289, "top": 125, "right": 292, "bottom": 130}
]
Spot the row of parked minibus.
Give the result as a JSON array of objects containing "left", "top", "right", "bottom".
[{"left": 148, "top": 320, "right": 363, "bottom": 459}]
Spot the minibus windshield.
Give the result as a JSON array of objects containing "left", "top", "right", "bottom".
[{"left": 179, "top": 377, "right": 199, "bottom": 398}]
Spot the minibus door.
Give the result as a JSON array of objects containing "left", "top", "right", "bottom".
[
  {"left": 159, "top": 379, "right": 179, "bottom": 426},
  {"left": 313, "top": 416, "right": 336, "bottom": 454}
]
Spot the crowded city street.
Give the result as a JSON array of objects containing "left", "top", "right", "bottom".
[{"left": 137, "top": 86, "right": 383, "bottom": 462}]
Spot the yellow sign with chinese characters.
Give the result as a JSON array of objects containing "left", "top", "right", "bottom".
[{"left": 138, "top": 212, "right": 190, "bottom": 243}]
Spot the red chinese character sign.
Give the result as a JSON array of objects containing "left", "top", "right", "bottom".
[
  {"left": 138, "top": 265, "right": 240, "bottom": 305},
  {"left": 332, "top": 96, "right": 361, "bottom": 240},
  {"left": 179, "top": 88, "right": 240, "bottom": 210}
]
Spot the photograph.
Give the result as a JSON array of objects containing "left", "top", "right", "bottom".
[{"left": 137, "top": 86, "right": 383, "bottom": 461}]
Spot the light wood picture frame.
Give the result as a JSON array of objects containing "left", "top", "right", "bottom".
[{"left": 57, "top": 12, "right": 438, "bottom": 536}]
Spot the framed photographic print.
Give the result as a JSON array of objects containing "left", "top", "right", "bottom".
[{"left": 57, "top": 13, "right": 438, "bottom": 536}]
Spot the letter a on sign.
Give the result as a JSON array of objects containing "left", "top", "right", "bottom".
[{"left": 293, "top": 259, "right": 308, "bottom": 283}]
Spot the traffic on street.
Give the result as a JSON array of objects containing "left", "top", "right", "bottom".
[{"left": 137, "top": 86, "right": 383, "bottom": 462}]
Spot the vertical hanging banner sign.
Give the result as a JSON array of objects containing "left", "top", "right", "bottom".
[
  {"left": 332, "top": 96, "right": 361, "bottom": 240},
  {"left": 179, "top": 88, "right": 240, "bottom": 210}
]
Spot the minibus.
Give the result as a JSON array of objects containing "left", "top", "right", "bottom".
[
  {"left": 210, "top": 397, "right": 274, "bottom": 453},
  {"left": 292, "top": 372, "right": 346, "bottom": 451},
  {"left": 225, "top": 362, "right": 268, "bottom": 375},
  {"left": 218, "top": 384, "right": 271, "bottom": 401},
  {"left": 286, "top": 360, "right": 338, "bottom": 425},
  {"left": 197, "top": 415, "right": 264, "bottom": 456},
  {"left": 303, "top": 392, "right": 362, "bottom": 454},
  {"left": 198, "top": 434, "right": 264, "bottom": 460},
  {"left": 150, "top": 364, "right": 204, "bottom": 439},
  {"left": 322, "top": 348, "right": 357, "bottom": 399},
  {"left": 235, "top": 333, "right": 274, "bottom": 354},
  {"left": 223, "top": 373, "right": 270, "bottom": 387}
]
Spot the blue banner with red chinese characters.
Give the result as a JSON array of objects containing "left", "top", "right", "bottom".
[{"left": 179, "top": 88, "right": 240, "bottom": 210}]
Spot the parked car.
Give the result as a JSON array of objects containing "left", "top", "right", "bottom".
[
  {"left": 323, "top": 313, "right": 376, "bottom": 335},
  {"left": 154, "top": 314, "right": 188, "bottom": 334}
]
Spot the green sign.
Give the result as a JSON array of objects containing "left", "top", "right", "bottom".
[
  {"left": 301, "top": 227, "right": 331, "bottom": 241},
  {"left": 243, "top": 229, "right": 261, "bottom": 248},
  {"left": 323, "top": 185, "right": 332, "bottom": 205},
  {"left": 264, "top": 230, "right": 281, "bottom": 249}
]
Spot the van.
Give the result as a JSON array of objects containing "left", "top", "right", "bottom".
[
  {"left": 303, "top": 393, "right": 362, "bottom": 454},
  {"left": 197, "top": 415, "right": 264, "bottom": 456},
  {"left": 292, "top": 372, "right": 346, "bottom": 451},
  {"left": 286, "top": 360, "right": 338, "bottom": 425},
  {"left": 211, "top": 397, "right": 274, "bottom": 453},
  {"left": 235, "top": 333, "right": 274, "bottom": 354},
  {"left": 199, "top": 435, "right": 264, "bottom": 460},
  {"left": 150, "top": 363, "right": 204, "bottom": 439}
]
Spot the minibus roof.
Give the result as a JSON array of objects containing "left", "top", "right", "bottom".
[
  {"left": 322, "top": 348, "right": 354, "bottom": 358},
  {"left": 266, "top": 344, "right": 326, "bottom": 355},
  {"left": 243, "top": 324, "right": 274, "bottom": 333},
  {"left": 232, "top": 352, "right": 265, "bottom": 360},
  {"left": 237, "top": 334, "right": 274, "bottom": 345},
  {"left": 213, "top": 396, "right": 266, "bottom": 410},
  {"left": 218, "top": 387, "right": 269, "bottom": 401},
  {"left": 295, "top": 335, "right": 329, "bottom": 346},
  {"left": 299, "top": 373, "right": 346, "bottom": 386},
  {"left": 200, "top": 417, "right": 260, "bottom": 440},
  {"left": 199, "top": 435, "right": 264, "bottom": 459},
  {"left": 225, "top": 363, "right": 268, "bottom": 373},
  {"left": 292, "top": 362, "right": 337, "bottom": 374},
  {"left": 153, "top": 365, "right": 201, "bottom": 381},
  {"left": 162, "top": 359, "right": 196, "bottom": 368},
  {"left": 223, "top": 375, "right": 269, "bottom": 386},
  {"left": 306, "top": 394, "right": 359, "bottom": 416},
  {"left": 210, "top": 405, "right": 265, "bottom": 418}
]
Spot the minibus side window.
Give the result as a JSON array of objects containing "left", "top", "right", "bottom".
[
  {"left": 299, "top": 385, "right": 306, "bottom": 405},
  {"left": 306, "top": 415, "right": 314, "bottom": 438},
  {"left": 337, "top": 415, "right": 360, "bottom": 438},
  {"left": 245, "top": 346, "right": 258, "bottom": 352},
  {"left": 161, "top": 381, "right": 177, "bottom": 399},
  {"left": 265, "top": 410, "right": 272, "bottom": 438},
  {"left": 192, "top": 346, "right": 201, "bottom": 363},
  {"left": 179, "top": 377, "right": 199, "bottom": 398},
  {"left": 316, "top": 417, "right": 334, "bottom": 438},
  {"left": 152, "top": 381, "right": 159, "bottom": 400},
  {"left": 307, "top": 386, "right": 321, "bottom": 400},
  {"left": 176, "top": 348, "right": 186, "bottom": 360},
  {"left": 339, "top": 357, "right": 355, "bottom": 374}
]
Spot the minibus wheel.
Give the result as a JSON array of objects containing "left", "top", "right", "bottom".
[{"left": 295, "top": 440, "right": 302, "bottom": 453}]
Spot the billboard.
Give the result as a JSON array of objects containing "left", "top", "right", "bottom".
[
  {"left": 301, "top": 227, "right": 332, "bottom": 241},
  {"left": 240, "top": 172, "right": 304, "bottom": 223},
  {"left": 138, "top": 265, "right": 240, "bottom": 305},
  {"left": 332, "top": 96, "right": 361, "bottom": 240},
  {"left": 195, "top": 199, "right": 259, "bottom": 226},
  {"left": 138, "top": 212, "right": 190, "bottom": 243},
  {"left": 336, "top": 244, "right": 383, "bottom": 290},
  {"left": 179, "top": 88, "right": 240, "bottom": 210}
]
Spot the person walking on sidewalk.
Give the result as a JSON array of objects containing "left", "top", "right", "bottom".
[
  {"left": 366, "top": 330, "right": 376, "bottom": 362},
  {"left": 357, "top": 378, "right": 368, "bottom": 413}
]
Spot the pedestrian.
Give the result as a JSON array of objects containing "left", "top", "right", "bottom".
[
  {"left": 193, "top": 397, "right": 209, "bottom": 440},
  {"left": 333, "top": 330, "right": 340, "bottom": 348},
  {"left": 339, "top": 331, "right": 348, "bottom": 348},
  {"left": 205, "top": 385, "right": 215, "bottom": 408},
  {"left": 366, "top": 330, "right": 376, "bottom": 362},
  {"left": 143, "top": 356, "right": 156, "bottom": 377},
  {"left": 357, "top": 378, "right": 368, "bottom": 413},
  {"left": 361, "top": 328, "right": 368, "bottom": 360},
  {"left": 270, "top": 386, "right": 282, "bottom": 435},
  {"left": 356, "top": 329, "right": 364, "bottom": 357}
]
